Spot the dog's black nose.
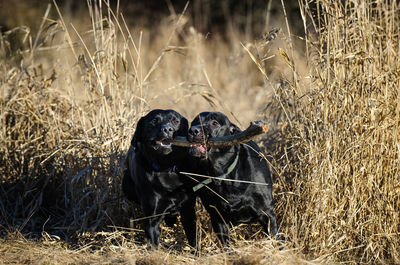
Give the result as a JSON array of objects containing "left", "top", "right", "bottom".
[
  {"left": 189, "top": 126, "right": 201, "bottom": 136},
  {"left": 161, "top": 124, "right": 174, "bottom": 137}
]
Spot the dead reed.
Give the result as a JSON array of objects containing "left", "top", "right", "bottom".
[
  {"left": 253, "top": 0, "right": 400, "bottom": 263},
  {"left": 0, "top": 0, "right": 399, "bottom": 264}
]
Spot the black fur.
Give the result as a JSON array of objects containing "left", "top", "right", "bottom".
[
  {"left": 122, "top": 109, "right": 197, "bottom": 247},
  {"left": 186, "top": 111, "right": 278, "bottom": 245}
]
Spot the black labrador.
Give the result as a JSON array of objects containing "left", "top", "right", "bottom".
[
  {"left": 122, "top": 109, "right": 197, "bottom": 248},
  {"left": 186, "top": 111, "right": 278, "bottom": 245}
]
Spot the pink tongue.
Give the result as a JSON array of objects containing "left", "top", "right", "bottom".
[{"left": 198, "top": 146, "right": 206, "bottom": 152}]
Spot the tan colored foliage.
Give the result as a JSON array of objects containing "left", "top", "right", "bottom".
[{"left": 0, "top": 0, "right": 399, "bottom": 264}]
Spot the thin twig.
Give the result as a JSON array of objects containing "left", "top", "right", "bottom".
[{"left": 180, "top": 171, "right": 269, "bottom": 186}]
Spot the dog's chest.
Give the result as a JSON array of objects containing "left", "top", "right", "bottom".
[{"left": 148, "top": 171, "right": 183, "bottom": 192}]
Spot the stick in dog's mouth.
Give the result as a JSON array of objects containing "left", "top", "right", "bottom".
[
  {"left": 159, "top": 121, "right": 269, "bottom": 148},
  {"left": 154, "top": 140, "right": 172, "bottom": 148}
]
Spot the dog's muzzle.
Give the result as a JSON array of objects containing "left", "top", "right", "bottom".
[{"left": 188, "top": 126, "right": 208, "bottom": 157}]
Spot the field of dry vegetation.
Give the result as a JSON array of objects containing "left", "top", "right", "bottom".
[{"left": 1, "top": 0, "right": 399, "bottom": 264}]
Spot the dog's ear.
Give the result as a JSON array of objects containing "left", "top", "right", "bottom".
[
  {"left": 131, "top": 116, "right": 145, "bottom": 148},
  {"left": 229, "top": 123, "right": 241, "bottom": 135},
  {"left": 177, "top": 116, "right": 189, "bottom": 136}
]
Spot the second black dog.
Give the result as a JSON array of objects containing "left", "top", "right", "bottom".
[
  {"left": 186, "top": 111, "right": 278, "bottom": 245},
  {"left": 122, "top": 109, "right": 197, "bottom": 248}
]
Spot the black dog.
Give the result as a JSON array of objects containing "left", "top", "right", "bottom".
[
  {"left": 122, "top": 109, "right": 197, "bottom": 247},
  {"left": 186, "top": 111, "right": 278, "bottom": 245}
]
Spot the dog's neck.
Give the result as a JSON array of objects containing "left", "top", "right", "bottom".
[
  {"left": 139, "top": 143, "right": 182, "bottom": 172},
  {"left": 208, "top": 145, "right": 239, "bottom": 176}
]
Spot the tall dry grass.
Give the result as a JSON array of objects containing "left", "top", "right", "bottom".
[
  {"left": 0, "top": 0, "right": 399, "bottom": 264},
  {"left": 255, "top": 0, "right": 400, "bottom": 263}
]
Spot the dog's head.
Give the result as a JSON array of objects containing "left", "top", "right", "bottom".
[
  {"left": 187, "top": 112, "right": 240, "bottom": 158},
  {"left": 131, "top": 109, "right": 188, "bottom": 155}
]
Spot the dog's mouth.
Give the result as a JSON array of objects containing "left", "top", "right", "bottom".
[
  {"left": 188, "top": 144, "right": 209, "bottom": 158},
  {"left": 153, "top": 139, "right": 172, "bottom": 149},
  {"left": 187, "top": 133, "right": 210, "bottom": 157}
]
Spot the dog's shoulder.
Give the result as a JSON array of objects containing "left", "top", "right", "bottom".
[{"left": 238, "top": 140, "right": 272, "bottom": 180}]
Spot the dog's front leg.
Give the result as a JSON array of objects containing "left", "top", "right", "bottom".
[
  {"left": 179, "top": 197, "right": 198, "bottom": 250},
  {"left": 144, "top": 217, "right": 163, "bottom": 246},
  {"left": 142, "top": 198, "right": 173, "bottom": 247},
  {"left": 207, "top": 206, "right": 230, "bottom": 247},
  {"left": 212, "top": 221, "right": 230, "bottom": 247}
]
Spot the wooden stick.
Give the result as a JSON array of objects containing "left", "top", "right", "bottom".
[{"left": 164, "top": 121, "right": 268, "bottom": 148}]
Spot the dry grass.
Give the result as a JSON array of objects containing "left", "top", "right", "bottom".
[
  {"left": 260, "top": 0, "right": 400, "bottom": 263},
  {"left": 0, "top": 231, "right": 307, "bottom": 265},
  {"left": 0, "top": 0, "right": 399, "bottom": 264}
]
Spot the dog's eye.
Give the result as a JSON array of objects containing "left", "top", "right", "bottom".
[
  {"left": 211, "top": 120, "right": 220, "bottom": 126},
  {"left": 171, "top": 118, "right": 179, "bottom": 126},
  {"left": 151, "top": 118, "right": 160, "bottom": 125}
]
